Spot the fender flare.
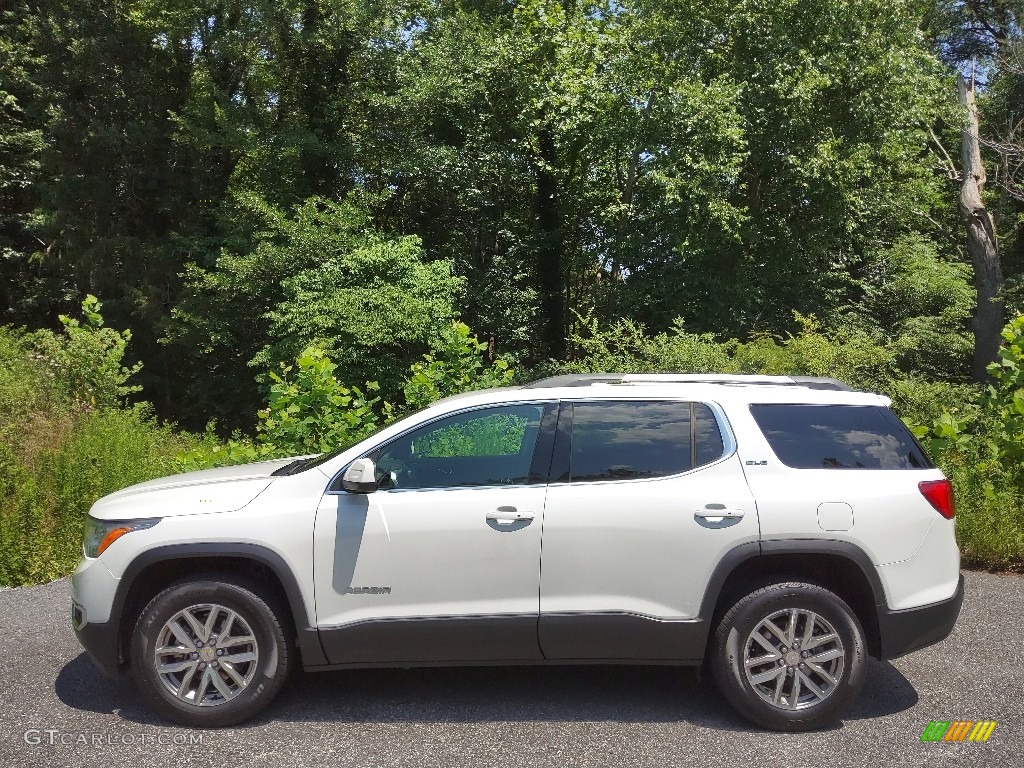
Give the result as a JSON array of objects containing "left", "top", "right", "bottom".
[
  {"left": 113, "top": 542, "right": 327, "bottom": 666},
  {"left": 695, "top": 539, "right": 888, "bottom": 656}
]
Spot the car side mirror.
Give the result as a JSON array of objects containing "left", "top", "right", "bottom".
[{"left": 341, "top": 458, "right": 378, "bottom": 493}]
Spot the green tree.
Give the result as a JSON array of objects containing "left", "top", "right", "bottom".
[
  {"left": 171, "top": 194, "right": 463, "bottom": 420},
  {"left": 855, "top": 235, "right": 974, "bottom": 379},
  {"left": 0, "top": 3, "right": 46, "bottom": 314},
  {"left": 615, "top": 0, "right": 950, "bottom": 336}
]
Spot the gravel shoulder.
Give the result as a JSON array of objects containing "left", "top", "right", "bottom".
[{"left": 0, "top": 570, "right": 1021, "bottom": 767}]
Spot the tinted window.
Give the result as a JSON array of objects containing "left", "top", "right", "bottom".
[
  {"left": 375, "top": 405, "right": 545, "bottom": 489},
  {"left": 695, "top": 403, "right": 725, "bottom": 466},
  {"left": 750, "top": 405, "right": 932, "bottom": 470},
  {"left": 569, "top": 401, "right": 696, "bottom": 482}
]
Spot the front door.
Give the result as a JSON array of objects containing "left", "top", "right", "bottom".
[{"left": 313, "top": 402, "right": 556, "bottom": 664}]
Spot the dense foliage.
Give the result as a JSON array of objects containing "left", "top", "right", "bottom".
[
  {"left": 4, "top": 0, "right": 1003, "bottom": 426},
  {"left": 3, "top": 1, "right": 1024, "bottom": 578}
]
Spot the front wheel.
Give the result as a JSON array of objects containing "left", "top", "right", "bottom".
[
  {"left": 131, "top": 578, "right": 292, "bottom": 728},
  {"left": 710, "top": 582, "right": 867, "bottom": 731}
]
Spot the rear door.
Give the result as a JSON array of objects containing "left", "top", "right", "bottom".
[{"left": 537, "top": 399, "right": 759, "bottom": 660}]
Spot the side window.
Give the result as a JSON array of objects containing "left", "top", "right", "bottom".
[
  {"left": 374, "top": 404, "right": 545, "bottom": 489},
  {"left": 749, "top": 404, "right": 933, "bottom": 469},
  {"left": 565, "top": 401, "right": 690, "bottom": 483},
  {"left": 694, "top": 402, "right": 725, "bottom": 466},
  {"left": 564, "top": 401, "right": 727, "bottom": 483}
]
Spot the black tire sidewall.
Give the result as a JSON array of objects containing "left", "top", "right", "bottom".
[
  {"left": 131, "top": 579, "right": 289, "bottom": 728},
  {"left": 713, "top": 583, "right": 867, "bottom": 731}
]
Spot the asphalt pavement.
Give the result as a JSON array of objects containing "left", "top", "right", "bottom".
[{"left": 0, "top": 570, "right": 1020, "bottom": 767}]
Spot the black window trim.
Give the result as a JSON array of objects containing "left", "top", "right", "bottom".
[
  {"left": 327, "top": 400, "right": 560, "bottom": 493},
  {"left": 549, "top": 397, "right": 736, "bottom": 486}
]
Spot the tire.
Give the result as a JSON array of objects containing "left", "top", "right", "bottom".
[
  {"left": 130, "top": 577, "right": 292, "bottom": 728},
  {"left": 710, "top": 581, "right": 867, "bottom": 731}
]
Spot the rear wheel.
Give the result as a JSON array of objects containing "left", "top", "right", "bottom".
[
  {"left": 711, "top": 582, "right": 867, "bottom": 731},
  {"left": 131, "top": 578, "right": 292, "bottom": 727}
]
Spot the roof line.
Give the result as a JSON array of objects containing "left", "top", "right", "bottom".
[{"left": 521, "top": 374, "right": 853, "bottom": 392}]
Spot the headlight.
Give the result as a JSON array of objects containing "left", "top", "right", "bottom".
[{"left": 83, "top": 517, "right": 159, "bottom": 558}]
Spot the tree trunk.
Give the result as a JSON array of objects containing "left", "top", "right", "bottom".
[{"left": 958, "top": 73, "right": 1005, "bottom": 381}]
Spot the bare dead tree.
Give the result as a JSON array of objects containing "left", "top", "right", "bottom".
[{"left": 958, "top": 71, "right": 1005, "bottom": 380}]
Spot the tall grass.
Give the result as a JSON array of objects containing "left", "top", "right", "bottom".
[
  {"left": 0, "top": 327, "right": 209, "bottom": 585},
  {"left": 0, "top": 407, "right": 206, "bottom": 586}
]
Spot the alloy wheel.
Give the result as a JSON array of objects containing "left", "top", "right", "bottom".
[
  {"left": 153, "top": 603, "right": 260, "bottom": 707},
  {"left": 742, "top": 608, "right": 846, "bottom": 711}
]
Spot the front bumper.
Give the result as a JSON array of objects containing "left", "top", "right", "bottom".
[
  {"left": 71, "top": 556, "right": 124, "bottom": 678},
  {"left": 72, "top": 607, "right": 122, "bottom": 678},
  {"left": 877, "top": 574, "right": 965, "bottom": 659}
]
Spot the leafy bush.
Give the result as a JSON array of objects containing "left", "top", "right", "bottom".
[
  {"left": 731, "top": 313, "right": 898, "bottom": 391},
  {"left": 981, "top": 315, "right": 1024, "bottom": 465},
  {"left": 855, "top": 235, "right": 973, "bottom": 380},
  {"left": 563, "top": 312, "right": 896, "bottom": 392},
  {"left": 258, "top": 347, "right": 383, "bottom": 455},
  {"left": 402, "top": 322, "right": 514, "bottom": 411},
  {"left": 912, "top": 316, "right": 1024, "bottom": 472},
  {"left": 173, "top": 346, "right": 385, "bottom": 469},
  {"left": 565, "top": 316, "right": 736, "bottom": 374},
  {"left": 177, "top": 322, "right": 516, "bottom": 469},
  {"left": 240, "top": 195, "right": 465, "bottom": 396},
  {"left": 171, "top": 429, "right": 265, "bottom": 473},
  {"left": 31, "top": 295, "right": 142, "bottom": 408},
  {"left": 881, "top": 377, "right": 977, "bottom": 436}
]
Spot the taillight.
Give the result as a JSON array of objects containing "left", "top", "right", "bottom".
[{"left": 919, "top": 479, "right": 955, "bottom": 519}]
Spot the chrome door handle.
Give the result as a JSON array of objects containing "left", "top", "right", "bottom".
[
  {"left": 694, "top": 507, "right": 745, "bottom": 521},
  {"left": 487, "top": 507, "right": 535, "bottom": 524}
]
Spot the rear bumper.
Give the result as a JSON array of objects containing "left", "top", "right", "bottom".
[{"left": 877, "top": 574, "right": 964, "bottom": 659}]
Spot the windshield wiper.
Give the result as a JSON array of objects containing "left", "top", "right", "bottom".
[{"left": 270, "top": 458, "right": 313, "bottom": 476}]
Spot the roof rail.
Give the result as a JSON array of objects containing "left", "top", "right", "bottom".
[
  {"left": 789, "top": 376, "right": 854, "bottom": 391},
  {"left": 521, "top": 374, "right": 627, "bottom": 388},
  {"left": 521, "top": 373, "right": 852, "bottom": 391}
]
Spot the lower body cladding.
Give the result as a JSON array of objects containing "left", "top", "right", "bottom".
[
  {"left": 72, "top": 608, "right": 122, "bottom": 678},
  {"left": 312, "top": 612, "right": 711, "bottom": 669},
  {"left": 308, "top": 578, "right": 964, "bottom": 670},
  {"left": 876, "top": 574, "right": 964, "bottom": 659},
  {"left": 73, "top": 582, "right": 965, "bottom": 676}
]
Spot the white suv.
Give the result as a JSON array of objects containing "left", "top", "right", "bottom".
[{"left": 71, "top": 374, "right": 963, "bottom": 731}]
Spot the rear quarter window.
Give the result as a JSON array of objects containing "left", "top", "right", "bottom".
[{"left": 749, "top": 404, "right": 932, "bottom": 470}]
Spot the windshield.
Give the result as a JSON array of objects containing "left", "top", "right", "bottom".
[{"left": 277, "top": 407, "right": 432, "bottom": 475}]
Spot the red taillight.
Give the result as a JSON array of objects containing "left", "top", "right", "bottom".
[{"left": 919, "top": 479, "right": 955, "bottom": 519}]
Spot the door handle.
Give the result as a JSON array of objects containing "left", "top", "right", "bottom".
[
  {"left": 694, "top": 506, "right": 745, "bottom": 521},
  {"left": 487, "top": 507, "right": 535, "bottom": 524}
]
